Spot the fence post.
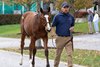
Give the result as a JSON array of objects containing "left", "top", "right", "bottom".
[{"left": 2, "top": 1, "right": 4, "bottom": 14}]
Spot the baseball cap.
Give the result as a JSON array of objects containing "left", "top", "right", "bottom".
[{"left": 61, "top": 2, "right": 70, "bottom": 8}]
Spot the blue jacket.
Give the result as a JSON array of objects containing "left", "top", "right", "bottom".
[{"left": 52, "top": 12, "right": 75, "bottom": 36}]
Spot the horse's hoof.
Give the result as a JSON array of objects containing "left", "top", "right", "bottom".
[
  {"left": 32, "top": 65, "right": 35, "bottom": 67},
  {"left": 19, "top": 63, "right": 22, "bottom": 65},
  {"left": 46, "top": 64, "right": 50, "bottom": 67}
]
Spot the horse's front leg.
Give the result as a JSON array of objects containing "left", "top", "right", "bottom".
[
  {"left": 29, "top": 37, "right": 36, "bottom": 67},
  {"left": 43, "top": 37, "right": 50, "bottom": 67}
]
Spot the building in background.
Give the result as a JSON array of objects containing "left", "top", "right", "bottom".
[
  {"left": 0, "top": 1, "right": 37, "bottom": 14},
  {"left": 0, "top": 0, "right": 56, "bottom": 15}
]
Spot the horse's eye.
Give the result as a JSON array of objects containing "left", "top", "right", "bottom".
[
  {"left": 41, "top": 16, "right": 46, "bottom": 21},
  {"left": 48, "top": 16, "right": 51, "bottom": 20},
  {"left": 49, "top": 17, "right": 51, "bottom": 19}
]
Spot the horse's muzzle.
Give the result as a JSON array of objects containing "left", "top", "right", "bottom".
[{"left": 47, "top": 29, "right": 51, "bottom": 32}]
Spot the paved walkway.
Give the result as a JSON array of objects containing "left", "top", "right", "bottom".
[
  {"left": 73, "top": 33, "right": 100, "bottom": 51},
  {"left": 0, "top": 50, "right": 85, "bottom": 67},
  {"left": 0, "top": 33, "right": 100, "bottom": 51}
]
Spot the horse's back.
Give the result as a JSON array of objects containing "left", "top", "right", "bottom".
[{"left": 22, "top": 11, "right": 37, "bottom": 19}]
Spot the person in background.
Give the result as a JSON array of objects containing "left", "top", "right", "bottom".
[
  {"left": 88, "top": 10, "right": 94, "bottom": 34},
  {"left": 51, "top": 2, "right": 75, "bottom": 67},
  {"left": 43, "top": 0, "right": 50, "bottom": 11},
  {"left": 93, "top": 11, "right": 100, "bottom": 33}
]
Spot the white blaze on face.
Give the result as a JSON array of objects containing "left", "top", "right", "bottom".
[
  {"left": 44, "top": 15, "right": 51, "bottom": 31},
  {"left": 44, "top": 15, "right": 49, "bottom": 22}
]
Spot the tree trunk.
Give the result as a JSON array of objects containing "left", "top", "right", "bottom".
[
  {"left": 2, "top": 1, "right": 5, "bottom": 14},
  {"left": 37, "top": 0, "right": 41, "bottom": 12}
]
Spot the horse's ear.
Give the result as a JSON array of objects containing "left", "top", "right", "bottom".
[
  {"left": 40, "top": 8, "right": 43, "bottom": 13},
  {"left": 48, "top": 7, "right": 50, "bottom": 12}
]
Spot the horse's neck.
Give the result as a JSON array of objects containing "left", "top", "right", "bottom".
[
  {"left": 36, "top": 14, "right": 41, "bottom": 24},
  {"left": 34, "top": 14, "right": 45, "bottom": 30}
]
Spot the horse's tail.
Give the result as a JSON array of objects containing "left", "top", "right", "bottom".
[
  {"left": 20, "top": 15, "right": 25, "bottom": 32},
  {"left": 20, "top": 12, "right": 29, "bottom": 24},
  {"left": 20, "top": 15, "right": 25, "bottom": 34},
  {"left": 20, "top": 15, "right": 24, "bottom": 24}
]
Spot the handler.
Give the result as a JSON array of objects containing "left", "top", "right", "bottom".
[{"left": 51, "top": 2, "right": 75, "bottom": 67}]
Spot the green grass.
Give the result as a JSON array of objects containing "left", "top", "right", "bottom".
[
  {"left": 0, "top": 48, "right": 100, "bottom": 67},
  {"left": 0, "top": 24, "right": 20, "bottom": 37},
  {"left": 74, "top": 22, "right": 100, "bottom": 34},
  {"left": 36, "top": 49, "right": 100, "bottom": 67},
  {"left": 0, "top": 22, "right": 100, "bottom": 37},
  {"left": 74, "top": 22, "right": 89, "bottom": 33}
]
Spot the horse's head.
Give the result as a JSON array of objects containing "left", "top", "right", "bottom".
[{"left": 40, "top": 7, "right": 51, "bottom": 32}]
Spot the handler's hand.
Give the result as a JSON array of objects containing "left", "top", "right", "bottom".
[
  {"left": 69, "top": 27, "right": 74, "bottom": 32},
  {"left": 50, "top": 27, "right": 56, "bottom": 38}
]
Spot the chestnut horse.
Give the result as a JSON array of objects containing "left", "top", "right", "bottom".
[{"left": 20, "top": 8, "right": 51, "bottom": 67}]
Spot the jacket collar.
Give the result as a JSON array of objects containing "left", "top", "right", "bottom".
[{"left": 59, "top": 12, "right": 69, "bottom": 16}]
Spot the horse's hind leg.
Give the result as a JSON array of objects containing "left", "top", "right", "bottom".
[
  {"left": 43, "top": 37, "right": 50, "bottom": 67},
  {"left": 29, "top": 36, "right": 36, "bottom": 67},
  {"left": 20, "top": 33, "right": 26, "bottom": 65}
]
